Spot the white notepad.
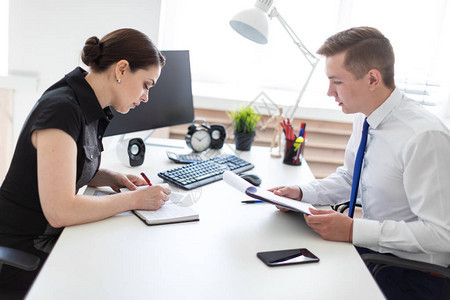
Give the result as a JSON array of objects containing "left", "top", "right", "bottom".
[
  {"left": 85, "top": 185, "right": 199, "bottom": 225},
  {"left": 120, "top": 185, "right": 199, "bottom": 225},
  {"left": 133, "top": 199, "right": 199, "bottom": 225}
]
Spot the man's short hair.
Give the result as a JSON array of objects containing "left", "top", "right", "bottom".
[{"left": 317, "top": 27, "right": 395, "bottom": 88}]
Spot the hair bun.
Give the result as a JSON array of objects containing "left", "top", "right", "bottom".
[{"left": 81, "top": 36, "right": 102, "bottom": 67}]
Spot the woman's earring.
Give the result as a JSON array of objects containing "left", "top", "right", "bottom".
[{"left": 116, "top": 78, "right": 121, "bottom": 83}]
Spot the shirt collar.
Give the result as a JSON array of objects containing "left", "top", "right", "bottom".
[
  {"left": 64, "top": 67, "right": 110, "bottom": 124},
  {"left": 367, "top": 87, "right": 402, "bottom": 129}
]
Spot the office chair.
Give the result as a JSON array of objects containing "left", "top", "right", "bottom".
[
  {"left": 0, "top": 178, "right": 41, "bottom": 297},
  {"left": 0, "top": 186, "right": 40, "bottom": 274},
  {"left": 332, "top": 198, "right": 362, "bottom": 213},
  {"left": 336, "top": 199, "right": 450, "bottom": 292},
  {"left": 0, "top": 246, "right": 40, "bottom": 299},
  {"left": 0, "top": 246, "right": 40, "bottom": 272},
  {"left": 361, "top": 253, "right": 450, "bottom": 279}
]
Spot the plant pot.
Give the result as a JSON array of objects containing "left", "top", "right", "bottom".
[{"left": 234, "top": 131, "right": 255, "bottom": 151}]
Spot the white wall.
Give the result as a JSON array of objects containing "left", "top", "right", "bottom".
[{"left": 8, "top": 0, "right": 162, "bottom": 141}]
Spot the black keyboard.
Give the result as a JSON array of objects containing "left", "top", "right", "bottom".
[{"left": 158, "top": 154, "right": 254, "bottom": 190}]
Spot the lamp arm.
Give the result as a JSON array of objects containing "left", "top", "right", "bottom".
[
  {"left": 269, "top": 7, "right": 320, "bottom": 119},
  {"left": 287, "top": 60, "right": 319, "bottom": 119},
  {"left": 269, "top": 7, "right": 318, "bottom": 67}
]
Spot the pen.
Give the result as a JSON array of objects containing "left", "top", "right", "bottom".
[
  {"left": 241, "top": 200, "right": 264, "bottom": 204},
  {"left": 281, "top": 118, "right": 295, "bottom": 141},
  {"left": 299, "top": 122, "right": 306, "bottom": 138},
  {"left": 294, "top": 129, "right": 306, "bottom": 164},
  {"left": 140, "top": 172, "right": 152, "bottom": 186}
]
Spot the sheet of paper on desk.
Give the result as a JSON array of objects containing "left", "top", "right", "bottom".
[{"left": 223, "top": 171, "right": 314, "bottom": 215}]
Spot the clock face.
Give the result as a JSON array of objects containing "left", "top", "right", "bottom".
[{"left": 190, "top": 130, "right": 211, "bottom": 152}]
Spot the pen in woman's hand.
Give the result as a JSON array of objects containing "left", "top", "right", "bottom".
[{"left": 140, "top": 172, "right": 152, "bottom": 186}]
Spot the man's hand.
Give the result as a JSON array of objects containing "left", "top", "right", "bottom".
[
  {"left": 268, "top": 185, "right": 302, "bottom": 200},
  {"left": 267, "top": 185, "right": 303, "bottom": 212},
  {"left": 304, "top": 208, "right": 354, "bottom": 242}
]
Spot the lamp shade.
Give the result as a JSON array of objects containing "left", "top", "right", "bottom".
[{"left": 229, "top": 7, "right": 269, "bottom": 44}]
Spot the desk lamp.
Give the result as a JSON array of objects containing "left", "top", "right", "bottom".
[{"left": 230, "top": 0, "right": 319, "bottom": 119}]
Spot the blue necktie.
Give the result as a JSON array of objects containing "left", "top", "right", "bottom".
[{"left": 348, "top": 118, "right": 369, "bottom": 218}]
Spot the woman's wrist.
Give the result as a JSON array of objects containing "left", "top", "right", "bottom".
[{"left": 89, "top": 169, "right": 117, "bottom": 187}]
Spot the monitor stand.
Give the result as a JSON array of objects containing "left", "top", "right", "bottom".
[{"left": 143, "top": 130, "right": 185, "bottom": 149}]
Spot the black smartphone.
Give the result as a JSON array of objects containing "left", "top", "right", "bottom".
[{"left": 257, "top": 248, "right": 319, "bottom": 267}]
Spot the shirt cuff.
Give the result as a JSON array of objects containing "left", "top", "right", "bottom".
[
  {"left": 299, "top": 183, "right": 318, "bottom": 204},
  {"left": 353, "top": 218, "right": 380, "bottom": 247}
]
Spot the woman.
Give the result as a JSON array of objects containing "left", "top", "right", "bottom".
[{"left": 0, "top": 28, "right": 171, "bottom": 293}]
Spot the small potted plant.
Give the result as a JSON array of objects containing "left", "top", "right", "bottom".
[{"left": 227, "top": 106, "right": 261, "bottom": 151}]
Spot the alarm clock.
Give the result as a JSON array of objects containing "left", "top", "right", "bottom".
[{"left": 185, "top": 119, "right": 226, "bottom": 152}]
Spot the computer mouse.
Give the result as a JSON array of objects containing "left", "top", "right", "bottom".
[{"left": 240, "top": 173, "right": 262, "bottom": 186}]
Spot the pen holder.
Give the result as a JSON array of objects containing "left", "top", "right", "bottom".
[{"left": 283, "top": 138, "right": 305, "bottom": 166}]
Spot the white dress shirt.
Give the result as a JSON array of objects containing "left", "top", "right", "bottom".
[{"left": 300, "top": 87, "right": 450, "bottom": 267}]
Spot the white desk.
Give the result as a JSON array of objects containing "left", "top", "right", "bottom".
[{"left": 27, "top": 139, "right": 384, "bottom": 299}]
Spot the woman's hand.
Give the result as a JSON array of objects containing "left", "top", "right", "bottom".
[
  {"left": 134, "top": 185, "right": 171, "bottom": 211},
  {"left": 109, "top": 173, "right": 145, "bottom": 193},
  {"left": 89, "top": 169, "right": 146, "bottom": 192},
  {"left": 90, "top": 169, "right": 170, "bottom": 210},
  {"left": 267, "top": 185, "right": 303, "bottom": 212}
]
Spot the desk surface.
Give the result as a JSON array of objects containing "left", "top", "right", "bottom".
[{"left": 27, "top": 138, "right": 384, "bottom": 300}]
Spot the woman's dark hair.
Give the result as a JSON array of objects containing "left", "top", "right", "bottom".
[{"left": 81, "top": 28, "right": 165, "bottom": 72}]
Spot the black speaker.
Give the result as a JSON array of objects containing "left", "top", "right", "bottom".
[{"left": 117, "top": 138, "right": 146, "bottom": 167}]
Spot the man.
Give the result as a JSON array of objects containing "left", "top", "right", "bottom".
[{"left": 270, "top": 27, "right": 450, "bottom": 299}]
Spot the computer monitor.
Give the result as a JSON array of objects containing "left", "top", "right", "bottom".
[{"left": 104, "top": 50, "right": 194, "bottom": 137}]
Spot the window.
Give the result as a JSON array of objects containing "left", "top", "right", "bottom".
[
  {"left": 160, "top": 0, "right": 450, "bottom": 112},
  {"left": 0, "top": 0, "right": 8, "bottom": 76},
  {"left": 346, "top": 0, "right": 450, "bottom": 107}
]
